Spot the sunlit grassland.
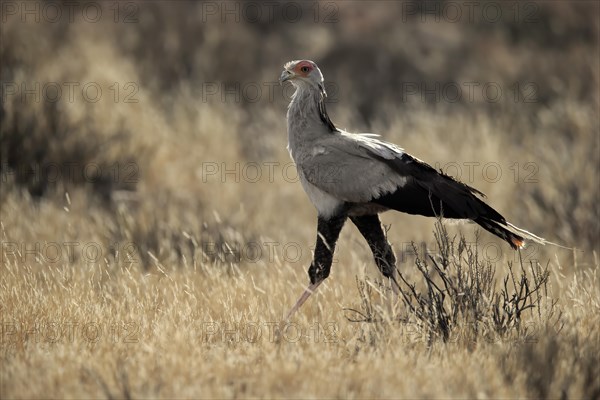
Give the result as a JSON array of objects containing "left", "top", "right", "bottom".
[{"left": 1, "top": 1, "right": 599, "bottom": 398}]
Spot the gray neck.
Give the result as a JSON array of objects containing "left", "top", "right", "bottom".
[{"left": 286, "top": 83, "right": 337, "bottom": 157}]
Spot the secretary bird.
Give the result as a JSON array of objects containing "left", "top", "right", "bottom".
[{"left": 280, "top": 60, "right": 548, "bottom": 320}]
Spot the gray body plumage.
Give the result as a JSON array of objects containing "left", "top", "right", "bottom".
[{"left": 286, "top": 83, "right": 408, "bottom": 218}]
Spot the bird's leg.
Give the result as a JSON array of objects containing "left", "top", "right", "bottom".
[
  {"left": 285, "top": 214, "right": 347, "bottom": 320},
  {"left": 284, "top": 281, "right": 323, "bottom": 321},
  {"left": 350, "top": 214, "right": 401, "bottom": 298},
  {"left": 308, "top": 214, "right": 348, "bottom": 284}
]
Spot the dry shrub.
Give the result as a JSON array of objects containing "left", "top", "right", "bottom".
[{"left": 346, "top": 220, "right": 562, "bottom": 345}]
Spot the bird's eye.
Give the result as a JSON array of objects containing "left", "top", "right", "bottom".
[{"left": 300, "top": 66, "right": 310, "bottom": 73}]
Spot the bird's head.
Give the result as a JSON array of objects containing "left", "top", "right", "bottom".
[{"left": 280, "top": 60, "right": 325, "bottom": 92}]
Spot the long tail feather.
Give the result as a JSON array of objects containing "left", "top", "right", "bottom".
[{"left": 476, "top": 218, "right": 570, "bottom": 250}]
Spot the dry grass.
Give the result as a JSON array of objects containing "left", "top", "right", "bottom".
[{"left": 1, "top": 1, "right": 599, "bottom": 398}]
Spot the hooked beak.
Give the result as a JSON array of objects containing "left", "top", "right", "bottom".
[{"left": 279, "top": 69, "right": 294, "bottom": 84}]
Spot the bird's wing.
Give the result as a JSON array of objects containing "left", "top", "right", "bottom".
[
  {"left": 299, "top": 131, "right": 493, "bottom": 219},
  {"left": 298, "top": 132, "right": 411, "bottom": 203}
]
